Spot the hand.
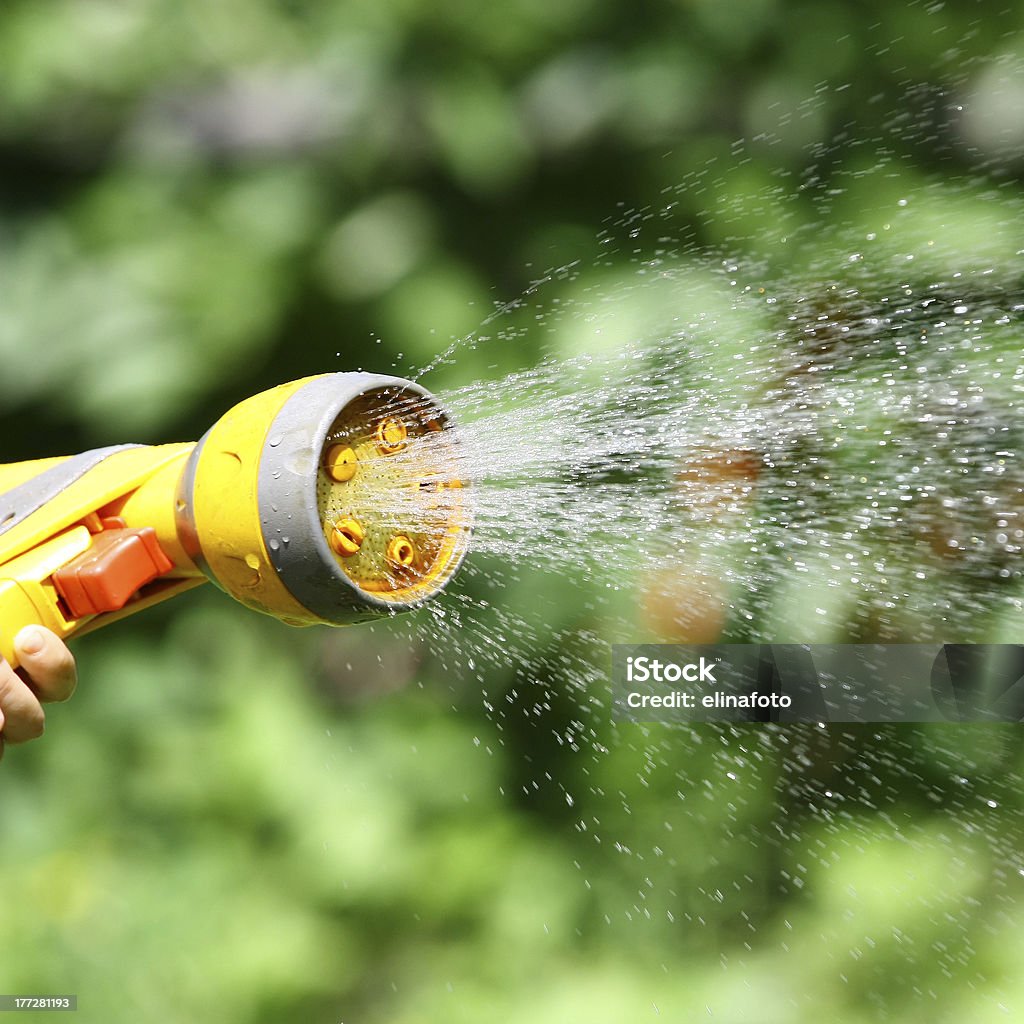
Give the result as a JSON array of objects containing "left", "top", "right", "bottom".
[{"left": 0, "top": 627, "right": 77, "bottom": 762}]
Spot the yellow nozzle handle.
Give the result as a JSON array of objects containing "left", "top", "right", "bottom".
[{"left": 0, "top": 373, "right": 472, "bottom": 661}]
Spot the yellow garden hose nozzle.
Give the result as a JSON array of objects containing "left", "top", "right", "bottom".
[{"left": 0, "top": 373, "right": 472, "bottom": 668}]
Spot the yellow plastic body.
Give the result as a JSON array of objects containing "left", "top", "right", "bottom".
[
  {"left": 186, "top": 377, "right": 313, "bottom": 623},
  {"left": 0, "top": 445, "right": 204, "bottom": 668},
  {"left": 0, "top": 378, "right": 318, "bottom": 665},
  {"left": 0, "top": 371, "right": 471, "bottom": 668}
]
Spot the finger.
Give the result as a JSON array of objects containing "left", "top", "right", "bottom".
[
  {"left": 0, "top": 708, "right": 5, "bottom": 762},
  {"left": 14, "top": 627, "right": 77, "bottom": 704},
  {"left": 0, "top": 659, "right": 45, "bottom": 743}
]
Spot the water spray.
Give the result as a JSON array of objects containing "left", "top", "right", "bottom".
[{"left": 0, "top": 373, "right": 472, "bottom": 668}]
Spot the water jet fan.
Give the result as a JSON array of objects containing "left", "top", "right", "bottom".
[{"left": 0, "top": 373, "right": 472, "bottom": 668}]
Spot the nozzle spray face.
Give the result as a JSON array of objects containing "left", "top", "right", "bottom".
[
  {"left": 315, "top": 386, "right": 470, "bottom": 606},
  {"left": 181, "top": 373, "right": 471, "bottom": 627}
]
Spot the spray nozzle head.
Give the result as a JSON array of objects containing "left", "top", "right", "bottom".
[
  {"left": 180, "top": 373, "right": 472, "bottom": 626},
  {"left": 315, "top": 384, "right": 470, "bottom": 610}
]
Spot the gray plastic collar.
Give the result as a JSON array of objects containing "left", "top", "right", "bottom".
[{"left": 256, "top": 373, "right": 438, "bottom": 623}]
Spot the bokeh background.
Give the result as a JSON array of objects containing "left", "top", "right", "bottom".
[{"left": 3, "top": 1, "right": 1024, "bottom": 1021}]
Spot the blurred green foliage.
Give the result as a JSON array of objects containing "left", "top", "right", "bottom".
[{"left": 3, "top": 1, "right": 1024, "bottom": 1021}]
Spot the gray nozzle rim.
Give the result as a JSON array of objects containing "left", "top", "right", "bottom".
[{"left": 256, "top": 372, "right": 467, "bottom": 624}]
